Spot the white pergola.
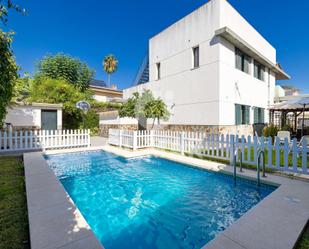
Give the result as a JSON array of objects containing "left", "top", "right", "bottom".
[{"left": 270, "top": 97, "right": 309, "bottom": 137}]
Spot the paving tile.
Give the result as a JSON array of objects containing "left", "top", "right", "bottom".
[
  {"left": 222, "top": 202, "right": 307, "bottom": 249},
  {"left": 24, "top": 152, "right": 52, "bottom": 177},
  {"left": 25, "top": 168, "right": 59, "bottom": 191},
  {"left": 27, "top": 181, "right": 70, "bottom": 214},
  {"left": 202, "top": 234, "right": 246, "bottom": 249},
  {"left": 29, "top": 199, "right": 93, "bottom": 249},
  {"left": 55, "top": 235, "right": 104, "bottom": 249},
  {"left": 258, "top": 186, "right": 309, "bottom": 219}
]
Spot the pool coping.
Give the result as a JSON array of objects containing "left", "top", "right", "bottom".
[{"left": 25, "top": 145, "right": 309, "bottom": 249}]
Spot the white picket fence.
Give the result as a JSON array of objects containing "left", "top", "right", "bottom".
[
  {"left": 109, "top": 129, "right": 309, "bottom": 175},
  {"left": 0, "top": 129, "right": 90, "bottom": 152}
]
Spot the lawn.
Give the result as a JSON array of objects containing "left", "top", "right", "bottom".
[
  {"left": 196, "top": 147, "right": 309, "bottom": 169},
  {"left": 0, "top": 156, "right": 30, "bottom": 249},
  {"left": 296, "top": 223, "right": 309, "bottom": 249}
]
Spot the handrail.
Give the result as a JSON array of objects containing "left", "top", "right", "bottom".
[
  {"left": 132, "top": 52, "right": 149, "bottom": 86},
  {"left": 232, "top": 145, "right": 243, "bottom": 186},
  {"left": 257, "top": 148, "right": 266, "bottom": 186}
]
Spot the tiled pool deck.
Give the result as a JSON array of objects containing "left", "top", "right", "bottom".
[{"left": 24, "top": 145, "right": 309, "bottom": 249}]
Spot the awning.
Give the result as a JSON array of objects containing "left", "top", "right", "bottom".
[
  {"left": 270, "top": 97, "right": 309, "bottom": 111},
  {"left": 215, "top": 27, "right": 290, "bottom": 80}
]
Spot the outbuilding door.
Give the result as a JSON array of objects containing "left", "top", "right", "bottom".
[{"left": 41, "top": 110, "right": 57, "bottom": 130}]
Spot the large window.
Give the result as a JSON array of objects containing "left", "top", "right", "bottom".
[
  {"left": 254, "top": 107, "right": 265, "bottom": 124},
  {"left": 235, "top": 104, "right": 250, "bottom": 125},
  {"left": 254, "top": 60, "right": 265, "bottom": 81},
  {"left": 235, "top": 48, "right": 250, "bottom": 74},
  {"left": 156, "top": 62, "right": 161, "bottom": 80},
  {"left": 193, "top": 46, "right": 199, "bottom": 68}
]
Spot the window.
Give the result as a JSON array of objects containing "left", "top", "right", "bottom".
[
  {"left": 235, "top": 104, "right": 250, "bottom": 125},
  {"left": 235, "top": 48, "right": 250, "bottom": 74},
  {"left": 156, "top": 62, "right": 161, "bottom": 80},
  {"left": 193, "top": 46, "right": 199, "bottom": 68},
  {"left": 254, "top": 61, "right": 265, "bottom": 81},
  {"left": 254, "top": 107, "right": 265, "bottom": 124}
]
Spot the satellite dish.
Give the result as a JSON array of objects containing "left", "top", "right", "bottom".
[{"left": 76, "top": 101, "right": 91, "bottom": 113}]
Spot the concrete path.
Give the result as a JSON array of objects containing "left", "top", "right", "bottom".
[{"left": 90, "top": 136, "right": 107, "bottom": 147}]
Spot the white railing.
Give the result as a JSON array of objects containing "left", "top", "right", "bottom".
[
  {"left": 0, "top": 129, "right": 90, "bottom": 152},
  {"left": 108, "top": 129, "right": 309, "bottom": 175}
]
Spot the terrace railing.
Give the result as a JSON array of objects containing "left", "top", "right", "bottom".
[
  {"left": 108, "top": 129, "right": 309, "bottom": 175},
  {"left": 0, "top": 129, "right": 90, "bottom": 153}
]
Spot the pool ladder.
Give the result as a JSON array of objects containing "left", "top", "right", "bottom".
[
  {"left": 233, "top": 146, "right": 266, "bottom": 186},
  {"left": 256, "top": 149, "right": 266, "bottom": 186},
  {"left": 232, "top": 147, "right": 243, "bottom": 186}
]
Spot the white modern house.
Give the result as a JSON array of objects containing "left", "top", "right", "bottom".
[{"left": 122, "top": 0, "right": 289, "bottom": 135}]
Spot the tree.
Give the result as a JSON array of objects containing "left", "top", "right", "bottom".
[
  {"left": 0, "top": 30, "right": 18, "bottom": 126},
  {"left": 103, "top": 54, "right": 118, "bottom": 86},
  {"left": 0, "top": 0, "right": 24, "bottom": 126},
  {"left": 119, "top": 92, "right": 139, "bottom": 118},
  {"left": 36, "top": 54, "right": 94, "bottom": 91},
  {"left": 12, "top": 73, "right": 32, "bottom": 103},
  {"left": 0, "top": 0, "right": 25, "bottom": 24},
  {"left": 119, "top": 90, "right": 170, "bottom": 129},
  {"left": 28, "top": 77, "right": 93, "bottom": 129},
  {"left": 146, "top": 98, "right": 170, "bottom": 128}
]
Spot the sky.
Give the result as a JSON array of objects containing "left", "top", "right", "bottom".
[{"left": 4, "top": 0, "right": 309, "bottom": 92}]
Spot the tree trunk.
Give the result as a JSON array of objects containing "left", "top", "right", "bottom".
[
  {"left": 108, "top": 74, "right": 111, "bottom": 86},
  {"left": 151, "top": 118, "right": 155, "bottom": 129}
]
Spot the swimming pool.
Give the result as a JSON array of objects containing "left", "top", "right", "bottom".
[{"left": 45, "top": 150, "right": 276, "bottom": 249}]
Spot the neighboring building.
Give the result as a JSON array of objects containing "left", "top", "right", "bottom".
[
  {"left": 274, "top": 85, "right": 286, "bottom": 101},
  {"left": 123, "top": 0, "right": 289, "bottom": 135},
  {"left": 275, "top": 85, "right": 308, "bottom": 102},
  {"left": 280, "top": 85, "right": 300, "bottom": 96},
  {"left": 5, "top": 103, "right": 63, "bottom": 130},
  {"left": 90, "top": 79, "right": 123, "bottom": 103},
  {"left": 273, "top": 85, "right": 308, "bottom": 133}
]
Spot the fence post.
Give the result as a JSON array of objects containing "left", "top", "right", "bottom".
[
  {"left": 301, "top": 138, "right": 307, "bottom": 173},
  {"left": 3, "top": 131, "right": 7, "bottom": 151},
  {"left": 133, "top": 131, "right": 137, "bottom": 151},
  {"left": 180, "top": 131, "right": 185, "bottom": 155},
  {"left": 150, "top": 130, "right": 154, "bottom": 147},
  {"left": 87, "top": 129, "right": 91, "bottom": 147},
  {"left": 8, "top": 126, "right": 13, "bottom": 150},
  {"left": 119, "top": 129, "right": 122, "bottom": 147},
  {"left": 230, "top": 135, "right": 235, "bottom": 165}
]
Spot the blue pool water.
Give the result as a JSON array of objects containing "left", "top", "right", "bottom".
[{"left": 45, "top": 150, "right": 275, "bottom": 249}]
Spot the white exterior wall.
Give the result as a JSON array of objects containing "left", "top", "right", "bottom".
[
  {"left": 100, "top": 117, "right": 138, "bottom": 125},
  {"left": 126, "top": 0, "right": 222, "bottom": 125},
  {"left": 93, "top": 94, "right": 108, "bottom": 102},
  {"left": 275, "top": 85, "right": 286, "bottom": 99},
  {"left": 217, "top": 0, "right": 276, "bottom": 125},
  {"left": 5, "top": 106, "right": 62, "bottom": 129},
  {"left": 124, "top": 0, "right": 279, "bottom": 126}
]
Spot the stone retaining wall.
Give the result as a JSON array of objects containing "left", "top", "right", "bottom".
[{"left": 99, "top": 124, "right": 138, "bottom": 137}]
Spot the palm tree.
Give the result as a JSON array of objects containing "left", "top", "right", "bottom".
[{"left": 103, "top": 54, "right": 118, "bottom": 86}]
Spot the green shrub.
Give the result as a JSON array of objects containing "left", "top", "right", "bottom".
[
  {"left": 263, "top": 124, "right": 279, "bottom": 141},
  {"left": 81, "top": 110, "right": 99, "bottom": 130},
  {"left": 281, "top": 124, "right": 293, "bottom": 132}
]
